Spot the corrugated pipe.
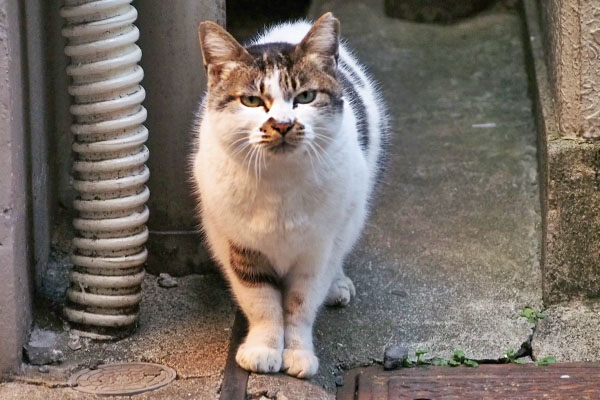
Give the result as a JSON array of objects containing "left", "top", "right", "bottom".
[{"left": 60, "top": 0, "right": 149, "bottom": 340}]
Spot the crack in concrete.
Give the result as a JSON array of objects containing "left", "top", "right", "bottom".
[{"left": 4, "top": 376, "right": 73, "bottom": 389}]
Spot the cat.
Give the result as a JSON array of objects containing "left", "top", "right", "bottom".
[{"left": 191, "top": 12, "right": 388, "bottom": 378}]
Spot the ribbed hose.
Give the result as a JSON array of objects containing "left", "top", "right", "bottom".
[{"left": 60, "top": 0, "right": 149, "bottom": 340}]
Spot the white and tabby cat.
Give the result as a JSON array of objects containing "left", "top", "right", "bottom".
[{"left": 191, "top": 13, "right": 387, "bottom": 378}]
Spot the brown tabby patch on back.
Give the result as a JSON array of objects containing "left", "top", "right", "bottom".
[{"left": 229, "top": 241, "right": 280, "bottom": 287}]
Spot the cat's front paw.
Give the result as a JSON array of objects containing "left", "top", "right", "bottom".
[
  {"left": 324, "top": 275, "right": 356, "bottom": 307},
  {"left": 236, "top": 343, "right": 282, "bottom": 373},
  {"left": 281, "top": 349, "right": 319, "bottom": 378}
]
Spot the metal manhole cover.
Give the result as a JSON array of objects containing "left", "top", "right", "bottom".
[{"left": 69, "top": 362, "right": 176, "bottom": 396}]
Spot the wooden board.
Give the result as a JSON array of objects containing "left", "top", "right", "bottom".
[
  {"left": 219, "top": 310, "right": 249, "bottom": 400},
  {"left": 338, "top": 363, "right": 600, "bottom": 400}
]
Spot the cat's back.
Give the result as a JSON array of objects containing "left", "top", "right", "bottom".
[{"left": 253, "top": 20, "right": 389, "bottom": 179}]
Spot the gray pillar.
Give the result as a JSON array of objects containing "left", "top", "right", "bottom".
[
  {"left": 0, "top": 0, "right": 33, "bottom": 376},
  {"left": 133, "top": 0, "right": 225, "bottom": 275},
  {"left": 525, "top": 0, "right": 600, "bottom": 303}
]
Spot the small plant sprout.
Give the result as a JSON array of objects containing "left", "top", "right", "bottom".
[
  {"left": 453, "top": 349, "right": 466, "bottom": 363},
  {"left": 447, "top": 349, "right": 478, "bottom": 368},
  {"left": 520, "top": 307, "right": 547, "bottom": 324},
  {"left": 416, "top": 349, "right": 428, "bottom": 365},
  {"left": 504, "top": 348, "right": 525, "bottom": 364},
  {"left": 536, "top": 356, "right": 557, "bottom": 366},
  {"left": 432, "top": 358, "right": 448, "bottom": 366}
]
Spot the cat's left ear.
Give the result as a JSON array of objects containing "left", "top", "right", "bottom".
[{"left": 296, "top": 13, "right": 340, "bottom": 69}]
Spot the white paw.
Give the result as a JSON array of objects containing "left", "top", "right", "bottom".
[
  {"left": 235, "top": 343, "right": 282, "bottom": 373},
  {"left": 282, "top": 349, "right": 319, "bottom": 378},
  {"left": 324, "top": 275, "right": 356, "bottom": 307}
]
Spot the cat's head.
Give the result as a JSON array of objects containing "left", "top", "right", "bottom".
[{"left": 198, "top": 13, "right": 343, "bottom": 165}]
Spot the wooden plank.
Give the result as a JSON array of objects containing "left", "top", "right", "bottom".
[
  {"left": 219, "top": 310, "right": 249, "bottom": 400},
  {"left": 339, "top": 363, "right": 600, "bottom": 400}
]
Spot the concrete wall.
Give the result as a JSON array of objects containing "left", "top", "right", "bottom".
[
  {"left": 133, "top": 0, "right": 225, "bottom": 275},
  {"left": 0, "top": 0, "right": 33, "bottom": 376},
  {"left": 527, "top": 0, "right": 600, "bottom": 303},
  {"left": 540, "top": 0, "right": 600, "bottom": 139}
]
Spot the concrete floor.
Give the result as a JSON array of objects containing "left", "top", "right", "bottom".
[
  {"left": 304, "top": 0, "right": 542, "bottom": 391},
  {"left": 4, "top": 0, "right": 586, "bottom": 399}
]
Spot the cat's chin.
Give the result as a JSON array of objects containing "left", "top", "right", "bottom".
[{"left": 267, "top": 142, "right": 298, "bottom": 155}]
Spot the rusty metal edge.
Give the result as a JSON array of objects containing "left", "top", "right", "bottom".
[{"left": 219, "top": 309, "right": 249, "bottom": 400}]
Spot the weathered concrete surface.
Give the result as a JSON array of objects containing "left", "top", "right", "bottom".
[
  {"left": 0, "top": 0, "right": 34, "bottom": 377},
  {"left": 532, "top": 300, "right": 600, "bottom": 362},
  {"left": 134, "top": 0, "right": 224, "bottom": 276},
  {"left": 305, "top": 0, "right": 542, "bottom": 391},
  {"left": 0, "top": 376, "right": 221, "bottom": 400},
  {"left": 247, "top": 374, "right": 334, "bottom": 400},
  {"left": 2, "top": 274, "right": 233, "bottom": 398},
  {"left": 524, "top": 0, "right": 600, "bottom": 304},
  {"left": 539, "top": 0, "right": 600, "bottom": 139}
]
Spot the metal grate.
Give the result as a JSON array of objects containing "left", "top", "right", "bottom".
[
  {"left": 338, "top": 363, "right": 600, "bottom": 399},
  {"left": 69, "top": 362, "right": 176, "bottom": 396}
]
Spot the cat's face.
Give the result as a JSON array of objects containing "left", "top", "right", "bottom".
[{"left": 199, "top": 14, "right": 343, "bottom": 167}]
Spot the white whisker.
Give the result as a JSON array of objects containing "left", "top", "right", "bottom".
[
  {"left": 305, "top": 143, "right": 318, "bottom": 181},
  {"left": 311, "top": 140, "right": 334, "bottom": 169},
  {"left": 226, "top": 136, "right": 250, "bottom": 152},
  {"left": 231, "top": 141, "right": 251, "bottom": 158}
]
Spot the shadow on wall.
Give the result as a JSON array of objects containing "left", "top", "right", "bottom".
[
  {"left": 384, "top": 0, "right": 516, "bottom": 23},
  {"left": 226, "top": 0, "right": 312, "bottom": 42}
]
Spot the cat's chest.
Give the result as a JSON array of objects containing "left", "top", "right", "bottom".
[{"left": 215, "top": 175, "right": 334, "bottom": 237}]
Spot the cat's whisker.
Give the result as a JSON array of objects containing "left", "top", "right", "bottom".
[
  {"left": 261, "top": 146, "right": 267, "bottom": 170},
  {"left": 246, "top": 146, "right": 260, "bottom": 180},
  {"left": 304, "top": 142, "right": 318, "bottom": 181},
  {"left": 313, "top": 131, "right": 333, "bottom": 138},
  {"left": 312, "top": 128, "right": 333, "bottom": 136},
  {"left": 242, "top": 144, "right": 255, "bottom": 176},
  {"left": 225, "top": 128, "right": 250, "bottom": 137},
  {"left": 231, "top": 141, "right": 251, "bottom": 158},
  {"left": 307, "top": 141, "right": 325, "bottom": 165},
  {"left": 311, "top": 140, "right": 334, "bottom": 169},
  {"left": 226, "top": 136, "right": 250, "bottom": 152},
  {"left": 313, "top": 133, "right": 334, "bottom": 144},
  {"left": 254, "top": 147, "right": 261, "bottom": 183}
]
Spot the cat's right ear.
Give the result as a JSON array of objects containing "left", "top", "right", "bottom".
[{"left": 198, "top": 21, "right": 251, "bottom": 86}]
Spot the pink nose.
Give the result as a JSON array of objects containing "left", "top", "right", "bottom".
[{"left": 267, "top": 118, "right": 293, "bottom": 136}]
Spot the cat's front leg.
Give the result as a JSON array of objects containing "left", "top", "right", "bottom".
[
  {"left": 227, "top": 244, "right": 284, "bottom": 373},
  {"left": 282, "top": 249, "right": 335, "bottom": 378}
]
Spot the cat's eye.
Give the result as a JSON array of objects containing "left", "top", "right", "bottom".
[
  {"left": 240, "top": 95, "right": 264, "bottom": 108},
  {"left": 294, "top": 91, "right": 316, "bottom": 105}
]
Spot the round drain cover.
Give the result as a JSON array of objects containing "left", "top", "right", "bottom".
[{"left": 69, "top": 362, "right": 176, "bottom": 396}]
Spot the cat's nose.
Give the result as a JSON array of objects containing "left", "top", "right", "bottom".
[{"left": 268, "top": 118, "right": 293, "bottom": 136}]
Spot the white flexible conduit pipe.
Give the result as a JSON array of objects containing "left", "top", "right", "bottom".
[{"left": 60, "top": 0, "right": 149, "bottom": 339}]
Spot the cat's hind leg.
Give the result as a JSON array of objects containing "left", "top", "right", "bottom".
[
  {"left": 324, "top": 199, "right": 366, "bottom": 307},
  {"left": 324, "top": 267, "right": 356, "bottom": 307}
]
